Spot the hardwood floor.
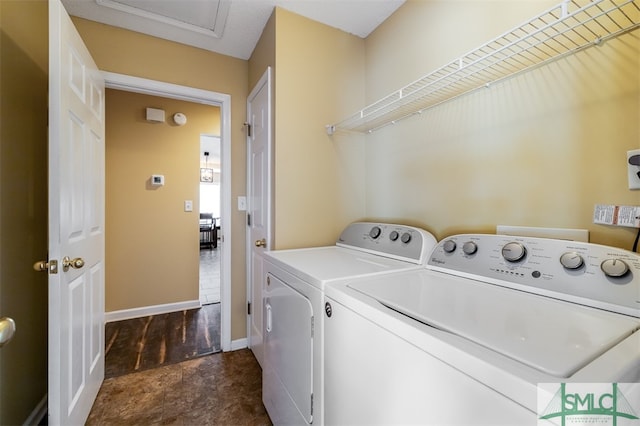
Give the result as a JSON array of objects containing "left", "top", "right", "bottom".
[{"left": 104, "top": 304, "right": 222, "bottom": 378}]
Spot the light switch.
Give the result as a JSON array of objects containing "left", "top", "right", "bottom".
[
  {"left": 184, "top": 200, "right": 193, "bottom": 212},
  {"left": 238, "top": 196, "right": 247, "bottom": 211}
]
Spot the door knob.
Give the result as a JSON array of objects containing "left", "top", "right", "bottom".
[
  {"left": 255, "top": 239, "right": 266, "bottom": 248},
  {"left": 62, "top": 256, "right": 85, "bottom": 271},
  {"left": 0, "top": 317, "right": 16, "bottom": 348},
  {"left": 33, "top": 259, "right": 58, "bottom": 274}
]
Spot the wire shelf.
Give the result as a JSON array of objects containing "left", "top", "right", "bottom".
[{"left": 326, "top": 0, "right": 640, "bottom": 135}]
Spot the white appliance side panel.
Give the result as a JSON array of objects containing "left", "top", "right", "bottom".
[
  {"left": 263, "top": 273, "right": 313, "bottom": 424},
  {"left": 324, "top": 296, "right": 534, "bottom": 426}
]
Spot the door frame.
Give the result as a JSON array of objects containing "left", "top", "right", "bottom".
[{"left": 102, "top": 71, "right": 233, "bottom": 351}]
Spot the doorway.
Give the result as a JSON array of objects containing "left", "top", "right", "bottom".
[
  {"left": 103, "top": 72, "right": 233, "bottom": 351},
  {"left": 199, "top": 134, "right": 221, "bottom": 306}
]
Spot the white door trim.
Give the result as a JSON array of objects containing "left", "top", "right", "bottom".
[{"left": 101, "top": 71, "right": 233, "bottom": 352}]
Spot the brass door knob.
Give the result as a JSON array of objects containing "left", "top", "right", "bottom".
[
  {"left": 33, "top": 259, "right": 58, "bottom": 274},
  {"left": 33, "top": 260, "right": 50, "bottom": 272},
  {"left": 0, "top": 317, "right": 16, "bottom": 348},
  {"left": 62, "top": 256, "right": 85, "bottom": 272},
  {"left": 255, "top": 239, "right": 266, "bottom": 248}
]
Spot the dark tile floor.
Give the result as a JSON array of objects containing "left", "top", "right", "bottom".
[
  {"left": 87, "top": 349, "right": 270, "bottom": 425},
  {"left": 88, "top": 303, "right": 271, "bottom": 425}
]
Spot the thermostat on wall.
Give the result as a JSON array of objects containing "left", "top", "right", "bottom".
[{"left": 151, "top": 175, "right": 165, "bottom": 186}]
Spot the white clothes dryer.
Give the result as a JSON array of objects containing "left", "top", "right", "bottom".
[
  {"left": 324, "top": 234, "right": 640, "bottom": 425},
  {"left": 261, "top": 222, "right": 437, "bottom": 425}
]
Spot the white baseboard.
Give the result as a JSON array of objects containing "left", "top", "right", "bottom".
[
  {"left": 230, "top": 338, "right": 247, "bottom": 351},
  {"left": 23, "top": 394, "right": 47, "bottom": 426},
  {"left": 105, "top": 300, "right": 201, "bottom": 323}
]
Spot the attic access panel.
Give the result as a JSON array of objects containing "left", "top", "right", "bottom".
[{"left": 96, "top": 0, "right": 230, "bottom": 37}]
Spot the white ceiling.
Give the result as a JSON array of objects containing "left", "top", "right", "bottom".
[{"left": 62, "top": 0, "right": 405, "bottom": 60}]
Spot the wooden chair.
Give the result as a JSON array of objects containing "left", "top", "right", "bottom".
[{"left": 199, "top": 213, "right": 217, "bottom": 248}]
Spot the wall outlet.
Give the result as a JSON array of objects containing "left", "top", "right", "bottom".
[
  {"left": 627, "top": 149, "right": 640, "bottom": 190},
  {"left": 184, "top": 200, "right": 193, "bottom": 212}
]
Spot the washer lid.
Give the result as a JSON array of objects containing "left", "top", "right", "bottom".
[
  {"left": 264, "top": 246, "right": 420, "bottom": 288},
  {"left": 348, "top": 271, "right": 640, "bottom": 378}
]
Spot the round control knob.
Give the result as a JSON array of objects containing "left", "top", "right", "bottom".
[
  {"left": 369, "top": 226, "right": 382, "bottom": 239},
  {"left": 462, "top": 241, "right": 477, "bottom": 255},
  {"left": 600, "top": 259, "right": 630, "bottom": 277},
  {"left": 502, "top": 242, "right": 526, "bottom": 262},
  {"left": 389, "top": 231, "right": 399, "bottom": 241},
  {"left": 442, "top": 240, "right": 457, "bottom": 253},
  {"left": 560, "top": 252, "right": 584, "bottom": 270},
  {"left": 401, "top": 233, "right": 412, "bottom": 244}
]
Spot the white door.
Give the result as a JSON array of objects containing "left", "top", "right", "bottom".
[
  {"left": 263, "top": 273, "right": 314, "bottom": 424},
  {"left": 247, "top": 67, "right": 272, "bottom": 367},
  {"left": 48, "top": 0, "right": 105, "bottom": 423}
]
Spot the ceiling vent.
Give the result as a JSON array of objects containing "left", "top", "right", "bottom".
[{"left": 95, "top": 0, "right": 230, "bottom": 38}]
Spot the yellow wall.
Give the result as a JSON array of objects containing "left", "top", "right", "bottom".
[
  {"left": 249, "top": 11, "right": 276, "bottom": 91},
  {"left": 0, "top": 0, "right": 48, "bottom": 423},
  {"left": 271, "top": 8, "right": 367, "bottom": 249},
  {"left": 105, "top": 89, "right": 220, "bottom": 310},
  {"left": 72, "top": 18, "right": 250, "bottom": 339},
  {"left": 67, "top": 1, "right": 639, "bottom": 347},
  {"left": 363, "top": 0, "right": 640, "bottom": 249}
]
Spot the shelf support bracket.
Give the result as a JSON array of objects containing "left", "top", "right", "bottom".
[
  {"left": 326, "top": 125, "right": 336, "bottom": 136},
  {"left": 561, "top": 0, "right": 569, "bottom": 18}
]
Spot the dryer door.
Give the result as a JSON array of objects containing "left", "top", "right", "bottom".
[{"left": 263, "top": 273, "right": 313, "bottom": 424}]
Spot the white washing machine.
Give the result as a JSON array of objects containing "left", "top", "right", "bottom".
[
  {"left": 324, "top": 234, "right": 640, "bottom": 425},
  {"left": 261, "top": 222, "right": 438, "bottom": 425}
]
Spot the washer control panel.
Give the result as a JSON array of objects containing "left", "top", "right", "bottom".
[
  {"left": 428, "top": 234, "right": 640, "bottom": 317},
  {"left": 337, "top": 222, "right": 437, "bottom": 265}
]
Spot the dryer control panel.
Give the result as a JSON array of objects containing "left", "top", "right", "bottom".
[
  {"left": 337, "top": 222, "right": 437, "bottom": 265},
  {"left": 428, "top": 234, "right": 640, "bottom": 317}
]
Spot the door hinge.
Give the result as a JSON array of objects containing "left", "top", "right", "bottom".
[
  {"left": 311, "top": 316, "right": 314, "bottom": 338},
  {"left": 311, "top": 393, "right": 314, "bottom": 416},
  {"left": 247, "top": 302, "right": 251, "bottom": 315},
  {"left": 247, "top": 213, "right": 251, "bottom": 227}
]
